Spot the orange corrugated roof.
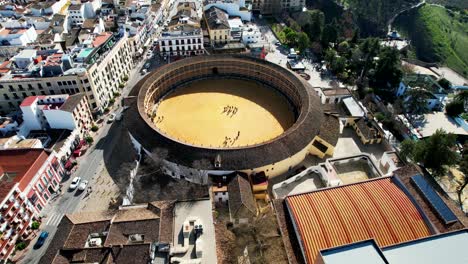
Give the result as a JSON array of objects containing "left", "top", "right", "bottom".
[{"left": 286, "top": 177, "right": 431, "bottom": 264}]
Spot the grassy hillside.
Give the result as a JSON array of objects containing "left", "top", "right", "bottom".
[
  {"left": 426, "top": 0, "right": 468, "bottom": 9},
  {"left": 395, "top": 5, "right": 468, "bottom": 77}
]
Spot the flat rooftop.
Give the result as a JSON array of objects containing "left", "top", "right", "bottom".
[
  {"left": 273, "top": 168, "right": 325, "bottom": 199},
  {"left": 172, "top": 199, "right": 217, "bottom": 264},
  {"left": 412, "top": 112, "right": 468, "bottom": 137},
  {"left": 330, "top": 156, "right": 381, "bottom": 184},
  {"left": 320, "top": 229, "right": 468, "bottom": 264}
]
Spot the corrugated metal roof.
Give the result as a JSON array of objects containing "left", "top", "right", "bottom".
[{"left": 286, "top": 177, "right": 431, "bottom": 264}]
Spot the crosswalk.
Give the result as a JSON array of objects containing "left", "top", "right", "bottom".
[{"left": 45, "top": 213, "right": 64, "bottom": 226}]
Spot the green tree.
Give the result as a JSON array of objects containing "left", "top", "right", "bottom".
[
  {"left": 297, "top": 32, "right": 310, "bottom": 52},
  {"left": 405, "top": 89, "right": 430, "bottom": 116},
  {"left": 455, "top": 91, "right": 468, "bottom": 110},
  {"left": 283, "top": 27, "right": 298, "bottom": 46},
  {"left": 31, "top": 221, "right": 40, "bottom": 230},
  {"left": 458, "top": 154, "right": 468, "bottom": 209},
  {"left": 15, "top": 242, "right": 26, "bottom": 251},
  {"left": 446, "top": 100, "right": 464, "bottom": 116},
  {"left": 438, "top": 78, "right": 451, "bottom": 90},
  {"left": 373, "top": 47, "right": 403, "bottom": 88},
  {"left": 298, "top": 10, "right": 325, "bottom": 41},
  {"left": 330, "top": 56, "right": 346, "bottom": 74},
  {"left": 400, "top": 129, "right": 459, "bottom": 176},
  {"left": 321, "top": 24, "right": 338, "bottom": 48}
]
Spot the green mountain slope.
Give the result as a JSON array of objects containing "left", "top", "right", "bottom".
[{"left": 395, "top": 5, "right": 468, "bottom": 76}]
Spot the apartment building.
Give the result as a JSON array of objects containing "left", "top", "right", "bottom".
[
  {"left": 158, "top": 2, "right": 204, "bottom": 57},
  {"left": 0, "top": 149, "right": 63, "bottom": 262},
  {"left": 204, "top": 7, "right": 231, "bottom": 45},
  {"left": 0, "top": 32, "right": 133, "bottom": 115},
  {"left": 20, "top": 94, "right": 93, "bottom": 138},
  {"left": 252, "top": 0, "right": 304, "bottom": 14}
]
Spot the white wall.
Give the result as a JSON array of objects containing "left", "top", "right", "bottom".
[
  {"left": 42, "top": 110, "right": 76, "bottom": 130},
  {"left": 21, "top": 104, "right": 43, "bottom": 131}
]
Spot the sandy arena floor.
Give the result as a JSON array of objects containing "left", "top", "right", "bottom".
[{"left": 154, "top": 79, "right": 295, "bottom": 148}]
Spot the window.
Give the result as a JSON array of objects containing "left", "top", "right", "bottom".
[
  {"left": 28, "top": 84, "right": 33, "bottom": 89},
  {"left": 38, "top": 83, "right": 43, "bottom": 89},
  {"left": 0, "top": 84, "right": 3, "bottom": 88},
  {"left": 31, "top": 92, "right": 36, "bottom": 96},
  {"left": 12, "top": 93, "right": 18, "bottom": 99},
  {"left": 42, "top": 176, "right": 49, "bottom": 186},
  {"left": 37, "top": 204, "right": 42, "bottom": 211},
  {"left": 58, "top": 81, "right": 62, "bottom": 86},
  {"left": 72, "top": 80, "right": 77, "bottom": 85},
  {"left": 22, "top": 92, "right": 27, "bottom": 98},
  {"left": 46, "top": 82, "right": 51, "bottom": 86},
  {"left": 50, "top": 90, "right": 55, "bottom": 95},
  {"left": 67, "top": 81, "right": 72, "bottom": 85},
  {"left": 3, "top": 94, "right": 9, "bottom": 100},
  {"left": 37, "top": 183, "right": 44, "bottom": 192},
  {"left": 61, "top": 89, "right": 65, "bottom": 93}
]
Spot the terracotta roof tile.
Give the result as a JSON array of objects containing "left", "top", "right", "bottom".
[{"left": 286, "top": 177, "right": 432, "bottom": 264}]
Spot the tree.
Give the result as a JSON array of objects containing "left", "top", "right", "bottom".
[
  {"left": 455, "top": 91, "right": 468, "bottom": 111},
  {"left": 373, "top": 47, "right": 402, "bottom": 88},
  {"left": 298, "top": 10, "right": 325, "bottom": 41},
  {"left": 321, "top": 24, "right": 338, "bottom": 48},
  {"left": 437, "top": 78, "right": 451, "bottom": 90},
  {"left": 85, "top": 136, "right": 94, "bottom": 144},
  {"left": 283, "top": 27, "right": 298, "bottom": 46},
  {"left": 297, "top": 32, "right": 310, "bottom": 52},
  {"left": 445, "top": 100, "right": 464, "bottom": 116},
  {"left": 405, "top": 88, "right": 430, "bottom": 116},
  {"left": 330, "top": 56, "right": 346, "bottom": 75},
  {"left": 400, "top": 129, "right": 459, "bottom": 176},
  {"left": 15, "top": 242, "right": 26, "bottom": 251},
  {"left": 31, "top": 221, "right": 40, "bottom": 230},
  {"left": 457, "top": 154, "right": 468, "bottom": 209}
]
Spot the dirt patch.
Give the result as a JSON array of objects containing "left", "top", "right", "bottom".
[
  {"left": 215, "top": 204, "right": 288, "bottom": 264},
  {"left": 131, "top": 157, "right": 209, "bottom": 203}
]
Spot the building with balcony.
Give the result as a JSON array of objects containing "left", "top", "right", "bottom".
[
  {"left": 204, "top": 7, "right": 231, "bottom": 45},
  {"left": 20, "top": 94, "right": 94, "bottom": 138},
  {"left": 158, "top": 2, "right": 204, "bottom": 57},
  {"left": 0, "top": 148, "right": 63, "bottom": 262},
  {"left": 0, "top": 32, "right": 133, "bottom": 114}
]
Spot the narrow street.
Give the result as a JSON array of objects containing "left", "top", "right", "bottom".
[{"left": 17, "top": 53, "right": 153, "bottom": 264}]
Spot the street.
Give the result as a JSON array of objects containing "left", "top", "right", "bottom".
[{"left": 18, "top": 51, "right": 154, "bottom": 264}]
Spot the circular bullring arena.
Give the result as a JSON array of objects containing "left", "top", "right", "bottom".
[{"left": 125, "top": 55, "right": 326, "bottom": 181}]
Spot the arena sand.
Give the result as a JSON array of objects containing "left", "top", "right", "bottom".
[{"left": 154, "top": 79, "right": 295, "bottom": 148}]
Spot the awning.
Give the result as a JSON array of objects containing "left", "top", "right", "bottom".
[
  {"left": 73, "top": 149, "right": 81, "bottom": 157},
  {"left": 65, "top": 160, "right": 72, "bottom": 169}
]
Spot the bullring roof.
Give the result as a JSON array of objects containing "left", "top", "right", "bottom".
[{"left": 286, "top": 177, "right": 432, "bottom": 264}]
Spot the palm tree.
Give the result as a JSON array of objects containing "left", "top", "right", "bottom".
[{"left": 455, "top": 91, "right": 468, "bottom": 111}]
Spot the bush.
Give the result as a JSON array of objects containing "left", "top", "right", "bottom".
[
  {"left": 119, "top": 83, "right": 125, "bottom": 89},
  {"left": 113, "top": 92, "right": 121, "bottom": 97},
  {"left": 104, "top": 107, "right": 110, "bottom": 113},
  {"left": 122, "top": 75, "right": 129, "bottom": 82},
  {"left": 438, "top": 78, "right": 451, "bottom": 90},
  {"left": 85, "top": 136, "right": 94, "bottom": 144},
  {"left": 445, "top": 100, "right": 464, "bottom": 116},
  {"left": 375, "top": 112, "right": 385, "bottom": 122},
  {"left": 109, "top": 98, "right": 115, "bottom": 105},
  {"left": 15, "top": 242, "right": 26, "bottom": 251},
  {"left": 31, "top": 221, "right": 40, "bottom": 230},
  {"left": 91, "top": 125, "right": 99, "bottom": 132}
]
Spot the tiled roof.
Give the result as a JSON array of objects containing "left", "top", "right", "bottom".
[
  {"left": 227, "top": 175, "right": 256, "bottom": 219},
  {"left": 286, "top": 177, "right": 432, "bottom": 264},
  {"left": 92, "top": 32, "right": 112, "bottom": 48},
  {"left": 105, "top": 219, "right": 160, "bottom": 246},
  {"left": 20, "top": 95, "right": 45, "bottom": 107},
  {"left": 0, "top": 149, "right": 49, "bottom": 202},
  {"left": 60, "top": 93, "right": 85, "bottom": 113}
]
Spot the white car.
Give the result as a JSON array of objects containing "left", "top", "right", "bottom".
[
  {"left": 108, "top": 113, "right": 116, "bottom": 123},
  {"left": 69, "top": 177, "right": 81, "bottom": 190},
  {"left": 78, "top": 180, "right": 89, "bottom": 191}
]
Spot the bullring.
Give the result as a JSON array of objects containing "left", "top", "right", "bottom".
[{"left": 124, "top": 55, "right": 338, "bottom": 182}]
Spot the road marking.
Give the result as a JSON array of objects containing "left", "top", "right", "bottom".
[{"left": 45, "top": 213, "right": 64, "bottom": 226}]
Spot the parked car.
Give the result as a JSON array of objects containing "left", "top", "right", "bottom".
[
  {"left": 144, "top": 62, "right": 150, "bottom": 69},
  {"left": 274, "top": 41, "right": 281, "bottom": 46},
  {"left": 78, "top": 180, "right": 89, "bottom": 191},
  {"left": 33, "top": 231, "right": 49, "bottom": 249},
  {"left": 108, "top": 113, "right": 116, "bottom": 123},
  {"left": 69, "top": 177, "right": 81, "bottom": 190}
]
